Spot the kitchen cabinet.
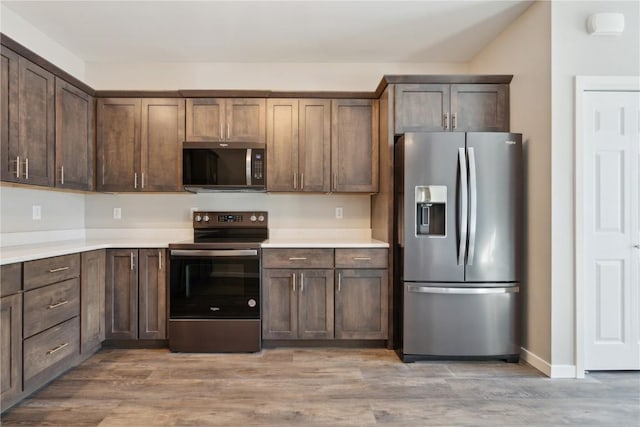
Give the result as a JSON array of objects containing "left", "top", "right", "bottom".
[
  {"left": 331, "top": 99, "right": 379, "bottom": 192},
  {"left": 96, "top": 98, "right": 184, "bottom": 192},
  {"left": 262, "top": 249, "right": 334, "bottom": 340},
  {"left": 266, "top": 99, "right": 331, "bottom": 192},
  {"left": 55, "top": 78, "right": 95, "bottom": 191},
  {"left": 0, "top": 48, "right": 55, "bottom": 187},
  {"left": 186, "top": 98, "right": 265, "bottom": 144},
  {"left": 105, "top": 249, "right": 166, "bottom": 341},
  {"left": 394, "top": 83, "right": 509, "bottom": 133},
  {"left": 0, "top": 263, "right": 22, "bottom": 410},
  {"left": 81, "top": 250, "right": 105, "bottom": 354}
]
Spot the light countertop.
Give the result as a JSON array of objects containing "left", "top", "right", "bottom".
[{"left": 261, "top": 237, "right": 388, "bottom": 249}]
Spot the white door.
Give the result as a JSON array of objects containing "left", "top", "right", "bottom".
[{"left": 584, "top": 90, "right": 640, "bottom": 370}]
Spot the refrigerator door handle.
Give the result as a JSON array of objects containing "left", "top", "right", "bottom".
[
  {"left": 467, "top": 147, "right": 477, "bottom": 265},
  {"left": 407, "top": 285, "right": 519, "bottom": 295},
  {"left": 457, "top": 148, "right": 468, "bottom": 265}
]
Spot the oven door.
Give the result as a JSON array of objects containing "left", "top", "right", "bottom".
[{"left": 169, "top": 249, "right": 260, "bottom": 319}]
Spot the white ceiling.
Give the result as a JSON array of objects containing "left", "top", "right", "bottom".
[{"left": 3, "top": 1, "right": 534, "bottom": 63}]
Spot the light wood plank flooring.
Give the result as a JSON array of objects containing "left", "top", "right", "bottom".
[{"left": 2, "top": 348, "right": 639, "bottom": 426}]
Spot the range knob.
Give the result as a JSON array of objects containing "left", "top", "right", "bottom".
[
  {"left": 250, "top": 215, "right": 257, "bottom": 222},
  {"left": 194, "top": 215, "right": 202, "bottom": 222},
  {"left": 258, "top": 215, "right": 265, "bottom": 222},
  {"left": 203, "top": 215, "right": 210, "bottom": 222}
]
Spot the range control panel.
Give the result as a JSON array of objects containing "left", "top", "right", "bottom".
[{"left": 192, "top": 211, "right": 268, "bottom": 228}]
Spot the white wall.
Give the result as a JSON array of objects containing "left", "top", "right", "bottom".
[
  {"left": 550, "top": 0, "right": 640, "bottom": 369},
  {"left": 85, "top": 193, "right": 371, "bottom": 231},
  {"left": 85, "top": 61, "right": 468, "bottom": 91},
  {"left": 469, "top": 1, "right": 552, "bottom": 367},
  {"left": 0, "top": 4, "right": 85, "bottom": 80}
]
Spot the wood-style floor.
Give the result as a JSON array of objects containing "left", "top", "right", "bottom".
[{"left": 2, "top": 348, "right": 639, "bottom": 426}]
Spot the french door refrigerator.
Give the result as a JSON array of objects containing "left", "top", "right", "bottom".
[{"left": 395, "top": 132, "right": 522, "bottom": 362}]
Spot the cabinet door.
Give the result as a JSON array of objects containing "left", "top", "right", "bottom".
[
  {"left": 298, "top": 269, "right": 334, "bottom": 339},
  {"left": 331, "top": 99, "right": 378, "bottom": 192},
  {"left": 335, "top": 269, "right": 388, "bottom": 339},
  {"left": 105, "top": 249, "right": 138, "bottom": 340},
  {"left": 185, "top": 98, "right": 224, "bottom": 142},
  {"left": 18, "top": 56, "right": 55, "bottom": 187},
  {"left": 0, "top": 293, "right": 22, "bottom": 408},
  {"left": 262, "top": 269, "right": 297, "bottom": 339},
  {"left": 1, "top": 47, "right": 19, "bottom": 183},
  {"left": 266, "top": 99, "right": 298, "bottom": 191},
  {"left": 96, "top": 98, "right": 141, "bottom": 191},
  {"left": 299, "top": 99, "right": 330, "bottom": 192},
  {"left": 81, "top": 250, "right": 105, "bottom": 354},
  {"left": 138, "top": 249, "right": 166, "bottom": 340},
  {"left": 395, "top": 84, "right": 450, "bottom": 133},
  {"left": 450, "top": 84, "right": 509, "bottom": 132},
  {"left": 55, "top": 78, "right": 95, "bottom": 190},
  {"left": 226, "top": 98, "right": 266, "bottom": 143},
  {"left": 141, "top": 99, "right": 185, "bottom": 191}
]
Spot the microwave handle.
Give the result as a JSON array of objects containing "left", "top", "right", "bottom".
[{"left": 246, "top": 148, "right": 252, "bottom": 186}]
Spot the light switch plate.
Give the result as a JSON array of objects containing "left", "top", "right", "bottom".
[
  {"left": 32, "top": 205, "right": 41, "bottom": 220},
  {"left": 113, "top": 207, "right": 122, "bottom": 220},
  {"left": 335, "top": 207, "right": 343, "bottom": 219}
]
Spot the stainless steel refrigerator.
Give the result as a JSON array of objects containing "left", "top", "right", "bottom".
[{"left": 394, "top": 132, "right": 522, "bottom": 362}]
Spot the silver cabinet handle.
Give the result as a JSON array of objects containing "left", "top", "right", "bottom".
[
  {"left": 300, "top": 173, "right": 304, "bottom": 190},
  {"left": 452, "top": 112, "right": 458, "bottom": 129},
  {"left": 288, "top": 257, "right": 307, "bottom": 261},
  {"left": 353, "top": 257, "right": 371, "bottom": 261},
  {"left": 14, "top": 156, "right": 20, "bottom": 178},
  {"left": 292, "top": 273, "right": 296, "bottom": 292},
  {"left": 49, "top": 266, "right": 69, "bottom": 273},
  {"left": 407, "top": 286, "right": 520, "bottom": 295},
  {"left": 467, "top": 147, "right": 477, "bottom": 265},
  {"left": 227, "top": 123, "right": 230, "bottom": 140},
  {"left": 300, "top": 273, "right": 304, "bottom": 292},
  {"left": 61, "top": 165, "right": 65, "bottom": 185},
  {"left": 333, "top": 172, "right": 337, "bottom": 191},
  {"left": 246, "top": 148, "right": 252, "bottom": 186},
  {"left": 134, "top": 172, "right": 138, "bottom": 189},
  {"left": 338, "top": 272, "right": 342, "bottom": 292},
  {"left": 219, "top": 122, "right": 223, "bottom": 140},
  {"left": 24, "top": 157, "right": 29, "bottom": 179},
  {"left": 458, "top": 148, "right": 468, "bottom": 266},
  {"left": 46, "top": 342, "right": 69, "bottom": 355},
  {"left": 293, "top": 173, "right": 297, "bottom": 190},
  {"left": 443, "top": 112, "right": 449, "bottom": 130},
  {"left": 158, "top": 250, "right": 162, "bottom": 271},
  {"left": 47, "top": 300, "right": 69, "bottom": 310},
  {"left": 141, "top": 172, "right": 145, "bottom": 189},
  {"left": 130, "top": 252, "right": 134, "bottom": 270}
]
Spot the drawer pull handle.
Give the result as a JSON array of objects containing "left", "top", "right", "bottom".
[
  {"left": 47, "top": 300, "right": 69, "bottom": 309},
  {"left": 46, "top": 342, "right": 69, "bottom": 355},
  {"left": 288, "top": 257, "right": 307, "bottom": 261},
  {"left": 48, "top": 266, "right": 70, "bottom": 273},
  {"left": 353, "top": 257, "right": 371, "bottom": 261}
]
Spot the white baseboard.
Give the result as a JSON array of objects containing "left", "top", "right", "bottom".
[{"left": 521, "top": 347, "right": 577, "bottom": 378}]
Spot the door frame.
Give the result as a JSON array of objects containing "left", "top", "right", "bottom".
[{"left": 575, "top": 76, "right": 640, "bottom": 378}]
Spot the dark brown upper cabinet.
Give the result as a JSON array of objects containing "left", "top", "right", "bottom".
[
  {"left": 395, "top": 83, "right": 509, "bottom": 133},
  {"left": 1, "top": 48, "right": 54, "bottom": 187},
  {"left": 331, "top": 99, "right": 379, "bottom": 193},
  {"left": 96, "top": 98, "right": 185, "bottom": 192},
  {"left": 266, "top": 99, "right": 330, "bottom": 192},
  {"left": 55, "top": 78, "right": 95, "bottom": 191},
  {"left": 186, "top": 98, "right": 265, "bottom": 144}
]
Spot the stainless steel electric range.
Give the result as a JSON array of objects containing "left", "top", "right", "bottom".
[{"left": 168, "top": 211, "right": 268, "bottom": 352}]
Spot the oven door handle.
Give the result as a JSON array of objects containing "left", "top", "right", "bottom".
[{"left": 170, "top": 249, "right": 258, "bottom": 257}]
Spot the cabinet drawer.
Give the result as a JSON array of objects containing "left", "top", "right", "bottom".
[
  {"left": 24, "top": 254, "right": 80, "bottom": 290},
  {"left": 262, "top": 249, "right": 334, "bottom": 269},
  {"left": 24, "top": 278, "right": 80, "bottom": 338},
  {"left": 335, "top": 248, "right": 388, "bottom": 269},
  {"left": 23, "top": 317, "right": 79, "bottom": 390},
  {"left": 0, "top": 263, "right": 22, "bottom": 297}
]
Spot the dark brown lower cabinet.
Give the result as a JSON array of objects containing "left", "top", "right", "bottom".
[
  {"left": 81, "top": 250, "right": 105, "bottom": 354},
  {"left": 105, "top": 249, "right": 166, "bottom": 341},
  {"left": 0, "top": 293, "right": 22, "bottom": 409},
  {"left": 335, "top": 269, "right": 388, "bottom": 339},
  {"left": 262, "top": 269, "right": 334, "bottom": 340}
]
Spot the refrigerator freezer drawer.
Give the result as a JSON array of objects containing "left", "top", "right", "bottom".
[{"left": 402, "top": 283, "right": 520, "bottom": 359}]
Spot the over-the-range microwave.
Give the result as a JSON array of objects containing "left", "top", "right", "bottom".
[{"left": 182, "top": 142, "right": 265, "bottom": 192}]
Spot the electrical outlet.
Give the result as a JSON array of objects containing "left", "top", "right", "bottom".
[
  {"left": 113, "top": 207, "right": 122, "bottom": 220},
  {"left": 335, "top": 207, "right": 343, "bottom": 219},
  {"left": 32, "top": 205, "right": 41, "bottom": 220}
]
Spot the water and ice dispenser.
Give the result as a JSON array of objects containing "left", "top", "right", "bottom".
[{"left": 415, "top": 185, "right": 446, "bottom": 236}]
